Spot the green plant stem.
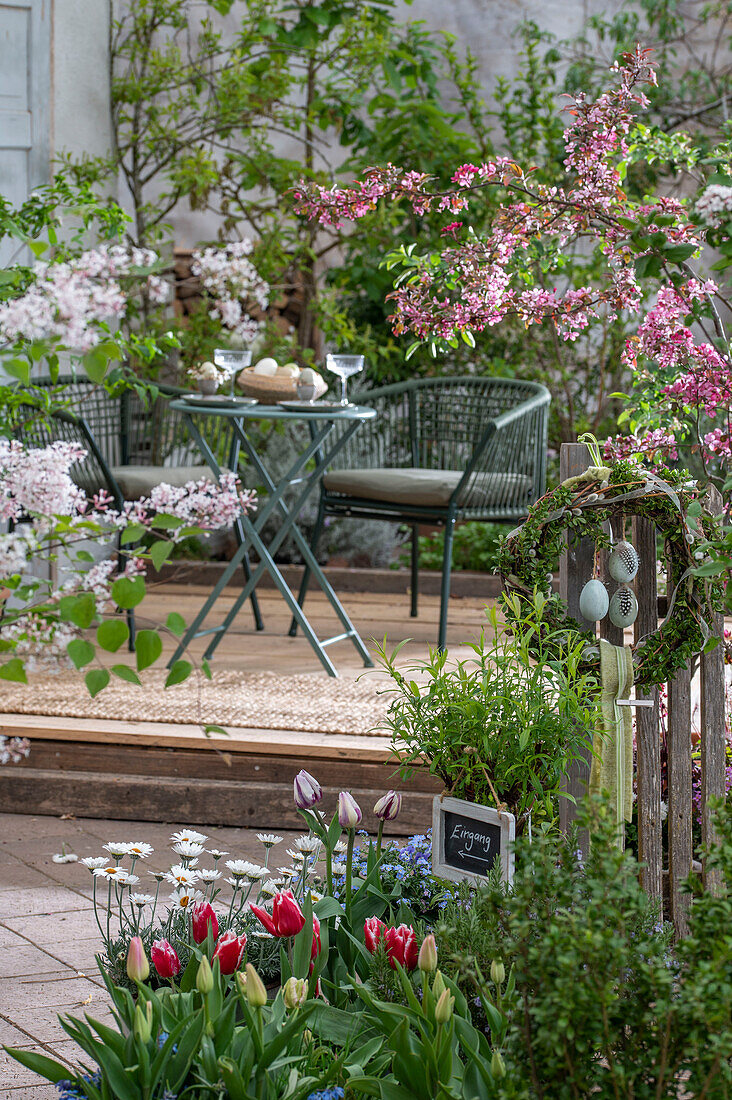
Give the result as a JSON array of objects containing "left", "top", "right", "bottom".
[
  {"left": 345, "top": 829, "right": 355, "bottom": 927},
  {"left": 376, "top": 819, "right": 385, "bottom": 858}
]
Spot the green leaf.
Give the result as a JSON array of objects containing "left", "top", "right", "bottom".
[
  {"left": 0, "top": 658, "right": 27, "bottom": 684},
  {"left": 203, "top": 724, "right": 228, "bottom": 737},
  {"left": 3, "top": 359, "right": 30, "bottom": 385},
  {"left": 111, "top": 576, "right": 145, "bottom": 610},
  {"left": 3, "top": 1047, "right": 70, "bottom": 1083},
  {"left": 166, "top": 612, "right": 186, "bottom": 637},
  {"left": 81, "top": 345, "right": 110, "bottom": 384},
  {"left": 111, "top": 664, "right": 142, "bottom": 685},
  {"left": 119, "top": 524, "right": 146, "bottom": 546},
  {"left": 96, "top": 619, "right": 130, "bottom": 653},
  {"left": 150, "top": 513, "right": 184, "bottom": 530},
  {"left": 85, "top": 669, "right": 110, "bottom": 698},
  {"left": 201, "top": 657, "right": 212, "bottom": 681},
  {"left": 66, "top": 638, "right": 95, "bottom": 669},
  {"left": 69, "top": 593, "right": 97, "bottom": 629},
  {"left": 165, "top": 660, "right": 192, "bottom": 687},
  {"left": 663, "top": 242, "right": 697, "bottom": 263},
  {"left": 135, "top": 629, "right": 163, "bottom": 672},
  {"left": 150, "top": 540, "right": 172, "bottom": 572}
]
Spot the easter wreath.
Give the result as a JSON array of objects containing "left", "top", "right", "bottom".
[{"left": 496, "top": 453, "right": 723, "bottom": 688}]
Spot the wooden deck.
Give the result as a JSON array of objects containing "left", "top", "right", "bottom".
[{"left": 0, "top": 579, "right": 493, "bottom": 832}]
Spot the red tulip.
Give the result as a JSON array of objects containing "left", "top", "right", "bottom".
[
  {"left": 250, "top": 890, "right": 305, "bottom": 938},
  {"left": 213, "top": 930, "right": 247, "bottom": 975},
  {"left": 364, "top": 916, "right": 386, "bottom": 954},
  {"left": 311, "top": 914, "right": 321, "bottom": 960},
  {"left": 151, "top": 938, "right": 181, "bottom": 979},
  {"left": 384, "top": 924, "right": 418, "bottom": 971},
  {"left": 191, "top": 900, "right": 219, "bottom": 945}
]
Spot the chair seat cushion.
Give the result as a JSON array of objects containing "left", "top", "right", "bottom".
[
  {"left": 322, "top": 467, "right": 532, "bottom": 508},
  {"left": 76, "top": 464, "right": 215, "bottom": 500}
]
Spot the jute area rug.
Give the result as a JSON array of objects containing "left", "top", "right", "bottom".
[{"left": 0, "top": 668, "right": 392, "bottom": 736}]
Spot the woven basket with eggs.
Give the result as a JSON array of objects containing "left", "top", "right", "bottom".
[{"left": 237, "top": 359, "right": 328, "bottom": 404}]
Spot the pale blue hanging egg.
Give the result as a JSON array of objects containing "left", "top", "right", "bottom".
[
  {"left": 579, "top": 579, "right": 609, "bottom": 622},
  {"left": 609, "top": 585, "right": 638, "bottom": 628},
  {"left": 608, "top": 540, "right": 640, "bottom": 583}
]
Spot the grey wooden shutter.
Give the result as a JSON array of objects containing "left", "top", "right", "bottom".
[{"left": 0, "top": 0, "right": 50, "bottom": 265}]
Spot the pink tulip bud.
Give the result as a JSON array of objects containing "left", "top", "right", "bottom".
[
  {"left": 418, "top": 934, "right": 438, "bottom": 973},
  {"left": 373, "top": 790, "right": 402, "bottom": 821},
  {"left": 338, "top": 790, "right": 362, "bottom": 829},
  {"left": 293, "top": 769, "right": 322, "bottom": 810},
  {"left": 126, "top": 936, "right": 149, "bottom": 983}
]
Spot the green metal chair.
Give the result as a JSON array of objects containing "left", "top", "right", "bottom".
[
  {"left": 290, "top": 376, "right": 550, "bottom": 650},
  {"left": 12, "top": 377, "right": 264, "bottom": 644}
]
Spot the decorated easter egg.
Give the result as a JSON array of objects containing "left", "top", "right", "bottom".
[
  {"left": 608, "top": 585, "right": 638, "bottom": 628},
  {"left": 253, "top": 357, "right": 278, "bottom": 376},
  {"left": 608, "top": 540, "right": 640, "bottom": 583},
  {"left": 579, "top": 579, "right": 609, "bottom": 622}
]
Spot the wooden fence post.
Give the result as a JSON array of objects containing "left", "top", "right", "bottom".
[
  {"left": 633, "top": 515, "right": 663, "bottom": 902},
  {"left": 667, "top": 536, "right": 693, "bottom": 936},
  {"left": 700, "top": 484, "right": 726, "bottom": 893},
  {"left": 558, "top": 443, "right": 595, "bottom": 845}
]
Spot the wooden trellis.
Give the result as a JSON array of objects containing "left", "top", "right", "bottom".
[{"left": 558, "top": 443, "right": 727, "bottom": 935}]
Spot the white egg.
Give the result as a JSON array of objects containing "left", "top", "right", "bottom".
[
  {"left": 276, "top": 364, "right": 300, "bottom": 377},
  {"left": 253, "top": 358, "right": 278, "bottom": 376},
  {"left": 608, "top": 585, "right": 638, "bottom": 629},
  {"left": 608, "top": 540, "right": 640, "bottom": 583},
  {"left": 579, "top": 579, "right": 609, "bottom": 623}
]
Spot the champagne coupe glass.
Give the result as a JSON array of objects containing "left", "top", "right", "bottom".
[
  {"left": 214, "top": 348, "right": 251, "bottom": 395},
  {"left": 325, "top": 353, "right": 364, "bottom": 407}
]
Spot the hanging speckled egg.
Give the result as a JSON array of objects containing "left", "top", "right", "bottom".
[
  {"left": 608, "top": 539, "right": 640, "bottom": 583},
  {"left": 579, "top": 579, "right": 609, "bottom": 622},
  {"left": 609, "top": 585, "right": 638, "bottom": 628}
]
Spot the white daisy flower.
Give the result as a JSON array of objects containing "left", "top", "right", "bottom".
[
  {"left": 286, "top": 850, "right": 306, "bottom": 864},
  {"left": 251, "top": 929, "right": 275, "bottom": 939},
  {"left": 244, "top": 866, "right": 268, "bottom": 882},
  {"left": 207, "top": 849, "right": 229, "bottom": 859},
  {"left": 259, "top": 878, "right": 284, "bottom": 897},
  {"left": 172, "top": 841, "right": 205, "bottom": 859},
  {"left": 126, "top": 842, "right": 154, "bottom": 859},
  {"left": 332, "top": 863, "right": 347, "bottom": 875},
  {"left": 196, "top": 868, "right": 222, "bottom": 883},
  {"left": 165, "top": 864, "right": 200, "bottom": 887},
  {"left": 225, "top": 859, "right": 261, "bottom": 878},
  {"left": 80, "top": 856, "right": 108, "bottom": 870},
  {"left": 129, "top": 893, "right": 155, "bottom": 907},
  {"left": 333, "top": 839, "right": 349, "bottom": 854},
  {"left": 52, "top": 853, "right": 78, "bottom": 864},
  {"left": 293, "top": 836, "right": 321, "bottom": 854},
  {"left": 125, "top": 874, "right": 141, "bottom": 886},
  {"left": 147, "top": 869, "right": 168, "bottom": 882},
  {"left": 93, "top": 866, "right": 131, "bottom": 882},
  {"left": 103, "top": 842, "right": 134, "bottom": 857},
  {"left": 225, "top": 877, "right": 243, "bottom": 890},
  {"left": 168, "top": 888, "right": 202, "bottom": 910},
  {"left": 277, "top": 866, "right": 298, "bottom": 879},
  {"left": 256, "top": 834, "right": 283, "bottom": 848},
  {"left": 170, "top": 829, "right": 208, "bottom": 845}
]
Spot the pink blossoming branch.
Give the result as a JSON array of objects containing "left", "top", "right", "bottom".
[
  {"left": 0, "top": 439, "right": 256, "bottom": 695},
  {"left": 292, "top": 46, "right": 732, "bottom": 466}
]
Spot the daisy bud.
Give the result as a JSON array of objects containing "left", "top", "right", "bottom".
[
  {"left": 126, "top": 936, "right": 149, "bottom": 983},
  {"left": 196, "top": 955, "right": 214, "bottom": 994},
  {"left": 293, "top": 770, "right": 322, "bottom": 810},
  {"left": 338, "top": 790, "right": 362, "bottom": 829},
  {"left": 434, "top": 988, "right": 454, "bottom": 1025},
  {"left": 244, "top": 963, "right": 267, "bottom": 1007},
  {"left": 490, "top": 958, "right": 505, "bottom": 986},
  {"left": 282, "top": 976, "right": 307, "bottom": 1011},
  {"left": 418, "top": 934, "right": 437, "bottom": 973},
  {"left": 373, "top": 790, "right": 402, "bottom": 822}
]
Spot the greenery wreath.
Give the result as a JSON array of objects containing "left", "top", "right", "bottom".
[{"left": 497, "top": 453, "right": 723, "bottom": 688}]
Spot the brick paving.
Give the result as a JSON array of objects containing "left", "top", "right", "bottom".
[{"left": 0, "top": 811, "right": 298, "bottom": 1099}]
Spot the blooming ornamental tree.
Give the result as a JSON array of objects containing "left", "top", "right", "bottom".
[{"left": 293, "top": 46, "right": 732, "bottom": 478}]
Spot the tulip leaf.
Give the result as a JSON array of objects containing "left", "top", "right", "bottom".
[
  {"left": 293, "top": 893, "right": 314, "bottom": 979},
  {"left": 313, "top": 896, "right": 343, "bottom": 920},
  {"left": 2, "top": 1048, "right": 70, "bottom": 1082}
]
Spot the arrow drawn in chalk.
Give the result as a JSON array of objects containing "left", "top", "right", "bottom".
[{"left": 457, "top": 849, "right": 492, "bottom": 863}]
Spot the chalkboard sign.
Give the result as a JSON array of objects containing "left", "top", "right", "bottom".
[{"left": 432, "top": 795, "right": 515, "bottom": 885}]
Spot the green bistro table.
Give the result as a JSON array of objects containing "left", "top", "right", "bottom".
[{"left": 167, "top": 399, "right": 377, "bottom": 677}]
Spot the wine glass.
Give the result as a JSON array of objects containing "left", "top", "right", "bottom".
[
  {"left": 325, "top": 353, "right": 364, "bottom": 407},
  {"left": 214, "top": 348, "right": 251, "bottom": 395}
]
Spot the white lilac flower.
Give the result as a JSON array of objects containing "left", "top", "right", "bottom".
[
  {"left": 293, "top": 836, "right": 321, "bottom": 854},
  {"left": 196, "top": 868, "right": 222, "bottom": 883},
  {"left": 93, "top": 866, "right": 131, "bottom": 883},
  {"left": 207, "top": 848, "right": 228, "bottom": 860},
  {"left": 52, "top": 853, "right": 78, "bottom": 864},
  {"left": 256, "top": 834, "right": 283, "bottom": 848},
  {"left": 129, "top": 893, "right": 155, "bottom": 907},
  {"left": 103, "top": 842, "right": 134, "bottom": 858},
  {"left": 225, "top": 859, "right": 261, "bottom": 878},
  {"left": 126, "top": 842, "right": 154, "bottom": 859},
  {"left": 165, "top": 864, "right": 200, "bottom": 887},
  {"left": 170, "top": 829, "right": 208, "bottom": 845},
  {"left": 172, "top": 841, "right": 205, "bottom": 860},
  {"left": 80, "top": 856, "right": 108, "bottom": 870},
  {"left": 168, "top": 888, "right": 202, "bottom": 910}
]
